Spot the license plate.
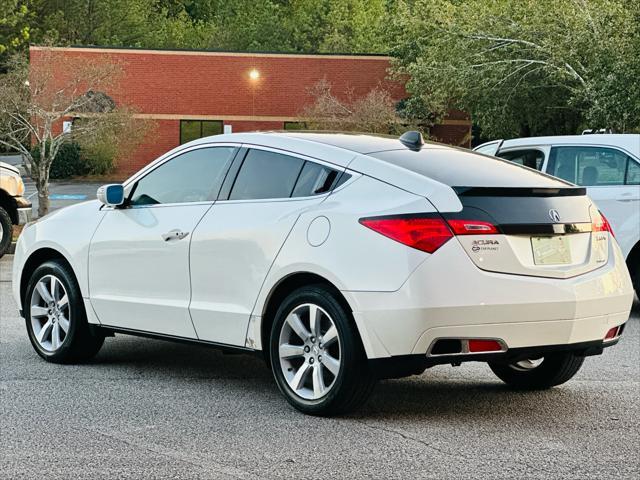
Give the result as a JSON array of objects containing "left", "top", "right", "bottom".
[{"left": 531, "top": 236, "right": 572, "bottom": 265}]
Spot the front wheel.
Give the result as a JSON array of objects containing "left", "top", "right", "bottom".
[
  {"left": 269, "top": 285, "right": 376, "bottom": 416},
  {"left": 489, "top": 353, "right": 585, "bottom": 389},
  {"left": 25, "top": 260, "right": 104, "bottom": 363}
]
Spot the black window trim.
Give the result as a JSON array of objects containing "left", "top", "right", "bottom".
[
  {"left": 547, "top": 144, "right": 639, "bottom": 188},
  {"left": 216, "top": 145, "right": 348, "bottom": 203},
  {"left": 179, "top": 119, "right": 223, "bottom": 145},
  {"left": 120, "top": 143, "right": 241, "bottom": 209}
]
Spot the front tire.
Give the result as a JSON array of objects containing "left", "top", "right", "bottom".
[
  {"left": 0, "top": 206, "right": 12, "bottom": 258},
  {"left": 25, "top": 260, "right": 104, "bottom": 363},
  {"left": 269, "top": 285, "right": 376, "bottom": 416},
  {"left": 489, "top": 353, "right": 584, "bottom": 389}
]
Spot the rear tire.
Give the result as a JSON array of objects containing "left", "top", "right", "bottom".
[
  {"left": 269, "top": 285, "right": 376, "bottom": 416},
  {"left": 489, "top": 353, "right": 584, "bottom": 389},
  {"left": 25, "top": 260, "right": 104, "bottom": 363},
  {"left": 0, "top": 206, "right": 12, "bottom": 259}
]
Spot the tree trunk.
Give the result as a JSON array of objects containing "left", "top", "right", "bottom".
[
  {"left": 35, "top": 159, "right": 51, "bottom": 218},
  {"left": 37, "top": 180, "right": 50, "bottom": 218}
]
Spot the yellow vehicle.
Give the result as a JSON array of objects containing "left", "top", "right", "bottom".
[{"left": 0, "top": 161, "right": 32, "bottom": 257}]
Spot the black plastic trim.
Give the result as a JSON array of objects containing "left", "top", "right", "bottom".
[
  {"left": 369, "top": 339, "right": 616, "bottom": 379},
  {"left": 454, "top": 187, "right": 587, "bottom": 197},
  {"left": 98, "top": 325, "right": 255, "bottom": 354},
  {"left": 217, "top": 147, "right": 248, "bottom": 200},
  {"left": 499, "top": 222, "right": 592, "bottom": 235}
]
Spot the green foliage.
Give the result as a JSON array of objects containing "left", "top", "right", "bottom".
[
  {"left": 31, "top": 140, "right": 116, "bottom": 179},
  {"left": 386, "top": 0, "right": 640, "bottom": 137},
  {"left": 32, "top": 142, "right": 87, "bottom": 179},
  {"left": 23, "top": 0, "right": 391, "bottom": 54},
  {"left": 0, "top": 1, "right": 30, "bottom": 59}
]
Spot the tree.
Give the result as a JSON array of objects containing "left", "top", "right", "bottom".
[
  {"left": 386, "top": 0, "right": 640, "bottom": 138},
  {"left": 0, "top": 50, "right": 150, "bottom": 216},
  {"left": 0, "top": 1, "right": 30, "bottom": 60},
  {"left": 300, "top": 79, "right": 412, "bottom": 134}
]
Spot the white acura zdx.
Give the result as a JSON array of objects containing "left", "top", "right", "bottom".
[{"left": 12, "top": 131, "right": 635, "bottom": 415}]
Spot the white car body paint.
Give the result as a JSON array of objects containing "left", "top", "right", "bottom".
[{"left": 13, "top": 132, "right": 634, "bottom": 364}]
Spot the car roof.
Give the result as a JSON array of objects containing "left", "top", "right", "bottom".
[
  {"left": 187, "top": 130, "right": 447, "bottom": 154},
  {"left": 276, "top": 131, "right": 449, "bottom": 154},
  {"left": 177, "top": 131, "right": 568, "bottom": 191},
  {"left": 495, "top": 134, "right": 640, "bottom": 157}
]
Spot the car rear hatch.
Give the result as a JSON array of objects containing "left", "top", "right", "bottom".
[
  {"left": 446, "top": 187, "right": 609, "bottom": 279},
  {"left": 365, "top": 147, "right": 611, "bottom": 279}
]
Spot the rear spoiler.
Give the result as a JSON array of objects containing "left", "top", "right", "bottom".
[{"left": 453, "top": 187, "right": 587, "bottom": 197}]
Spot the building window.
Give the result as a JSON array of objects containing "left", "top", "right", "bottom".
[
  {"left": 283, "top": 121, "right": 307, "bottom": 131},
  {"left": 180, "top": 120, "right": 223, "bottom": 144}
]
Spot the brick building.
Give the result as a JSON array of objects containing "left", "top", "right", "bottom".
[{"left": 30, "top": 46, "right": 471, "bottom": 175}]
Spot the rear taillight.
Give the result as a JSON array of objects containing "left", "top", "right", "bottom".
[
  {"left": 359, "top": 215, "right": 453, "bottom": 253},
  {"left": 446, "top": 219, "right": 499, "bottom": 235},
  {"left": 359, "top": 214, "right": 503, "bottom": 253},
  {"left": 593, "top": 211, "right": 615, "bottom": 237}
]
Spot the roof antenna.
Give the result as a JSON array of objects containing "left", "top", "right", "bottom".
[{"left": 399, "top": 131, "right": 424, "bottom": 151}]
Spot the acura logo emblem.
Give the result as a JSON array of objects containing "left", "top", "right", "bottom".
[{"left": 549, "top": 209, "right": 561, "bottom": 222}]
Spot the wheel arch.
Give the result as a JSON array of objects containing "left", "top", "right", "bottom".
[
  {"left": 0, "top": 189, "right": 18, "bottom": 224},
  {"left": 258, "top": 271, "right": 358, "bottom": 364},
  {"left": 627, "top": 240, "right": 640, "bottom": 276},
  {"left": 20, "top": 247, "right": 75, "bottom": 308}
]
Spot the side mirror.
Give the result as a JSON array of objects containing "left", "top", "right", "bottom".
[{"left": 97, "top": 184, "right": 125, "bottom": 207}]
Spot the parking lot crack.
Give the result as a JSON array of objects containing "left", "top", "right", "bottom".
[
  {"left": 354, "top": 420, "right": 465, "bottom": 459},
  {"left": 87, "top": 427, "right": 259, "bottom": 480}
]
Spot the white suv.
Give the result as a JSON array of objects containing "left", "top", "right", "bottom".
[{"left": 475, "top": 134, "right": 640, "bottom": 296}]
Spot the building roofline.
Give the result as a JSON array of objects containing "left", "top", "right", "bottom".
[{"left": 29, "top": 45, "right": 391, "bottom": 60}]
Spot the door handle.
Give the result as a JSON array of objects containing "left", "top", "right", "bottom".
[
  {"left": 616, "top": 193, "right": 638, "bottom": 202},
  {"left": 162, "top": 229, "right": 190, "bottom": 241}
]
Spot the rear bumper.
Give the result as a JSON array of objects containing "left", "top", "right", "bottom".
[
  {"left": 369, "top": 338, "right": 619, "bottom": 379},
  {"left": 345, "top": 238, "right": 634, "bottom": 359}
]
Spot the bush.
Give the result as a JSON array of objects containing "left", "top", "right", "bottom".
[
  {"left": 79, "top": 138, "right": 117, "bottom": 175},
  {"left": 31, "top": 141, "right": 115, "bottom": 179}
]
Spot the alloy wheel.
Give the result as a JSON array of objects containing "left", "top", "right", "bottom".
[
  {"left": 278, "top": 303, "right": 342, "bottom": 400},
  {"left": 510, "top": 358, "right": 544, "bottom": 371},
  {"left": 30, "top": 274, "right": 71, "bottom": 352}
]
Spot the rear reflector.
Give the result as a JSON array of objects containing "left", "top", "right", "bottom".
[
  {"left": 468, "top": 339, "right": 503, "bottom": 353},
  {"left": 446, "top": 219, "right": 499, "bottom": 235},
  {"left": 605, "top": 326, "right": 619, "bottom": 340},
  {"left": 359, "top": 216, "right": 453, "bottom": 253}
]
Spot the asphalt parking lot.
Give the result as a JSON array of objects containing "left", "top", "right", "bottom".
[
  {"left": 0, "top": 255, "right": 638, "bottom": 479},
  {"left": 22, "top": 179, "right": 106, "bottom": 215}
]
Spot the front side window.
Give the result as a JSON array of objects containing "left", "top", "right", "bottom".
[
  {"left": 229, "top": 149, "right": 304, "bottom": 200},
  {"left": 498, "top": 149, "right": 544, "bottom": 171},
  {"left": 130, "top": 147, "right": 236, "bottom": 206},
  {"left": 548, "top": 146, "right": 629, "bottom": 186},
  {"left": 180, "top": 120, "right": 223, "bottom": 144}
]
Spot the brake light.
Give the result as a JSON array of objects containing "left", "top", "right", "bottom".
[
  {"left": 593, "top": 211, "right": 615, "bottom": 237},
  {"left": 359, "top": 216, "right": 453, "bottom": 253},
  {"left": 446, "top": 219, "right": 499, "bottom": 235}
]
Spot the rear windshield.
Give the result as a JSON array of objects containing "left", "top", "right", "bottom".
[{"left": 369, "top": 148, "right": 569, "bottom": 188}]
